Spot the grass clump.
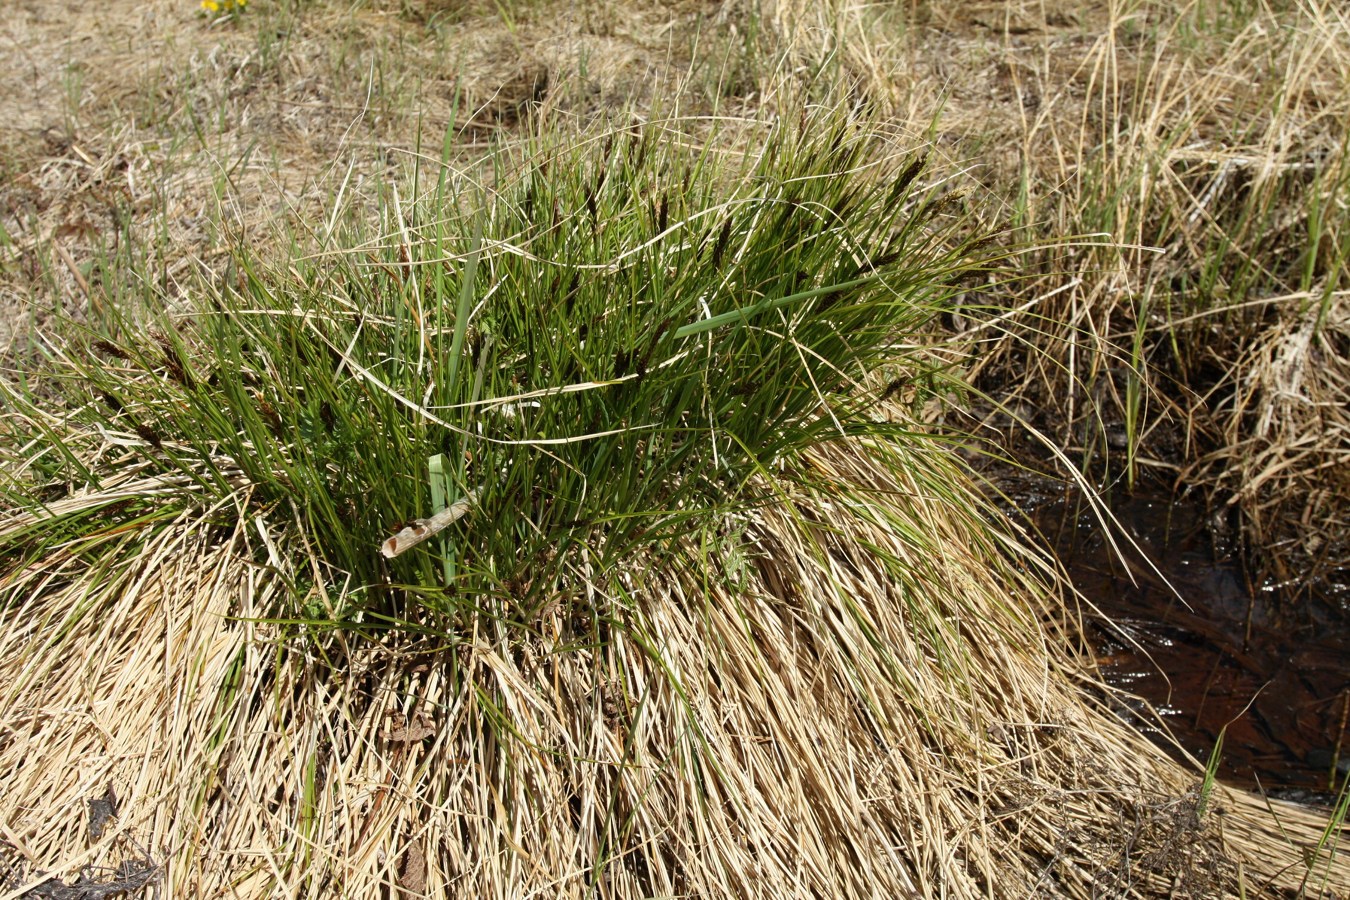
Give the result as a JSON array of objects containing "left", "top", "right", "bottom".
[
  {"left": 2, "top": 109, "right": 975, "bottom": 633},
  {"left": 0, "top": 106, "right": 1121, "bottom": 898}
]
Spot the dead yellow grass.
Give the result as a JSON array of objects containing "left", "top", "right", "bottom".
[
  {"left": 0, "top": 0, "right": 717, "bottom": 354},
  {"left": 2, "top": 439, "right": 1343, "bottom": 897},
  {"left": 1190, "top": 290, "right": 1350, "bottom": 595},
  {"left": 891, "top": 0, "right": 1350, "bottom": 592}
]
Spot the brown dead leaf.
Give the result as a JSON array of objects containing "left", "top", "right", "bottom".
[
  {"left": 86, "top": 783, "right": 118, "bottom": 841},
  {"left": 398, "top": 839, "right": 427, "bottom": 897},
  {"left": 55, "top": 219, "right": 96, "bottom": 240},
  {"left": 384, "top": 711, "right": 435, "bottom": 744}
]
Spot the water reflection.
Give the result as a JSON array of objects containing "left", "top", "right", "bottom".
[{"left": 1029, "top": 486, "right": 1349, "bottom": 802}]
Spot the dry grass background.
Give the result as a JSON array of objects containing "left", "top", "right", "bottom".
[{"left": 1, "top": 0, "right": 1347, "bottom": 897}]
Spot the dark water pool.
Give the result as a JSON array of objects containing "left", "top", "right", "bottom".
[{"left": 1032, "top": 488, "right": 1349, "bottom": 802}]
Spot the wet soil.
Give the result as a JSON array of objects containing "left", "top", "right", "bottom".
[{"left": 1030, "top": 485, "right": 1350, "bottom": 802}]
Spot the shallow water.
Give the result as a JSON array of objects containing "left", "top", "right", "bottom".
[{"left": 1032, "top": 487, "right": 1349, "bottom": 801}]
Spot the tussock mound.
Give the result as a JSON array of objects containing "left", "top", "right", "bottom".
[{"left": 1, "top": 418, "right": 1343, "bottom": 897}]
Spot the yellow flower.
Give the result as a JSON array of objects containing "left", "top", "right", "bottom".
[{"left": 201, "top": 0, "right": 247, "bottom": 11}]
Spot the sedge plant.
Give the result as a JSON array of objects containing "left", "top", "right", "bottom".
[{"left": 0, "top": 108, "right": 987, "bottom": 642}]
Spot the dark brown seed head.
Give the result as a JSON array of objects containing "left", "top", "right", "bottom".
[
  {"left": 91, "top": 339, "right": 130, "bottom": 361},
  {"left": 153, "top": 331, "right": 194, "bottom": 388},
  {"left": 134, "top": 423, "right": 163, "bottom": 449},
  {"left": 257, "top": 398, "right": 284, "bottom": 436},
  {"left": 162, "top": 355, "right": 193, "bottom": 389},
  {"left": 711, "top": 217, "right": 732, "bottom": 269},
  {"left": 99, "top": 391, "right": 124, "bottom": 414},
  {"left": 888, "top": 154, "right": 928, "bottom": 208},
  {"left": 880, "top": 376, "right": 910, "bottom": 403}
]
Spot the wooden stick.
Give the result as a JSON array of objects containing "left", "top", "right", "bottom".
[
  {"left": 53, "top": 241, "right": 91, "bottom": 299},
  {"left": 380, "top": 486, "right": 482, "bottom": 559}
]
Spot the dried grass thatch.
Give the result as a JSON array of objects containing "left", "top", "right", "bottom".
[
  {"left": 908, "top": 0, "right": 1350, "bottom": 591},
  {"left": 1, "top": 435, "right": 1344, "bottom": 897},
  {"left": 1186, "top": 292, "right": 1350, "bottom": 599}
]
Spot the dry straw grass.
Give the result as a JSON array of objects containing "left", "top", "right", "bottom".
[
  {"left": 2, "top": 438, "right": 1344, "bottom": 897},
  {"left": 1, "top": 1, "right": 1348, "bottom": 898},
  {"left": 1190, "top": 291, "right": 1350, "bottom": 597},
  {"left": 755, "top": 0, "right": 1350, "bottom": 594},
  {"left": 891, "top": 0, "right": 1350, "bottom": 594}
]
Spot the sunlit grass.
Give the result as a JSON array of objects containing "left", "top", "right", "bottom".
[{"left": 1, "top": 108, "right": 982, "bottom": 637}]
